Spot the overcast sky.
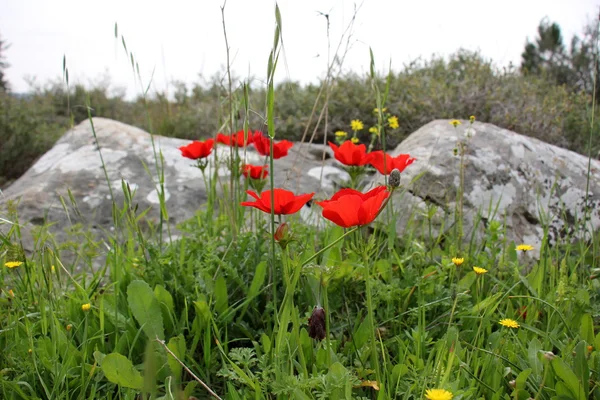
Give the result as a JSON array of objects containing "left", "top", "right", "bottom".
[{"left": 1, "top": 0, "right": 599, "bottom": 98}]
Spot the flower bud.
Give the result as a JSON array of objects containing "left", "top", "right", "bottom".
[
  {"left": 274, "top": 222, "right": 291, "bottom": 249},
  {"left": 308, "top": 306, "right": 326, "bottom": 341},
  {"left": 508, "top": 379, "right": 516, "bottom": 388},
  {"left": 543, "top": 351, "right": 555, "bottom": 361},
  {"left": 388, "top": 169, "right": 401, "bottom": 188}
]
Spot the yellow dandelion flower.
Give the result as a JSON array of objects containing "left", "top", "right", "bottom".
[
  {"left": 81, "top": 303, "right": 91, "bottom": 312},
  {"left": 369, "top": 126, "right": 379, "bottom": 135},
  {"left": 335, "top": 130, "right": 348, "bottom": 138},
  {"left": 473, "top": 266, "right": 488, "bottom": 275},
  {"left": 469, "top": 115, "right": 476, "bottom": 122},
  {"left": 452, "top": 257, "right": 464, "bottom": 266},
  {"left": 425, "top": 388, "right": 453, "bottom": 400},
  {"left": 516, "top": 244, "right": 534, "bottom": 252},
  {"left": 351, "top": 137, "right": 360, "bottom": 144},
  {"left": 499, "top": 318, "right": 520, "bottom": 329},
  {"left": 388, "top": 116, "right": 399, "bottom": 129},
  {"left": 449, "top": 119, "right": 461, "bottom": 127},
  {"left": 373, "top": 107, "right": 387, "bottom": 114},
  {"left": 350, "top": 119, "right": 364, "bottom": 131},
  {"left": 5, "top": 261, "right": 23, "bottom": 269}
]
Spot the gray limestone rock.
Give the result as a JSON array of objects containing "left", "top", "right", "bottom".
[
  {"left": 377, "top": 120, "right": 600, "bottom": 255},
  {"left": 0, "top": 118, "right": 347, "bottom": 267},
  {"left": 2, "top": 118, "right": 598, "bottom": 266}
]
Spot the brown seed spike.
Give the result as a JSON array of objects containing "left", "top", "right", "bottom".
[{"left": 308, "top": 306, "right": 326, "bottom": 340}]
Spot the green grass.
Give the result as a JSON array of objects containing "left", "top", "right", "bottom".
[{"left": 1, "top": 5, "right": 600, "bottom": 400}]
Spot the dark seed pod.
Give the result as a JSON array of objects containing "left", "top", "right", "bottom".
[
  {"left": 308, "top": 306, "right": 326, "bottom": 341},
  {"left": 388, "top": 169, "right": 401, "bottom": 188}
]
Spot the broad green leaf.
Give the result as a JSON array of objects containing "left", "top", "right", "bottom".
[
  {"left": 527, "top": 338, "right": 543, "bottom": 376},
  {"left": 580, "top": 314, "right": 594, "bottom": 344},
  {"left": 574, "top": 341, "right": 590, "bottom": 396},
  {"left": 458, "top": 270, "right": 476, "bottom": 290},
  {"left": 154, "top": 285, "right": 175, "bottom": 316},
  {"left": 515, "top": 368, "right": 531, "bottom": 390},
  {"left": 552, "top": 357, "right": 586, "bottom": 400},
  {"left": 214, "top": 275, "right": 228, "bottom": 315},
  {"left": 101, "top": 353, "right": 143, "bottom": 389},
  {"left": 127, "top": 280, "right": 165, "bottom": 340},
  {"left": 167, "top": 335, "right": 186, "bottom": 381},
  {"left": 391, "top": 364, "right": 409, "bottom": 387}
]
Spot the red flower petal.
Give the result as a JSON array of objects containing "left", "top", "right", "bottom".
[
  {"left": 328, "top": 141, "right": 369, "bottom": 166},
  {"left": 321, "top": 195, "right": 362, "bottom": 228},
  {"left": 368, "top": 151, "right": 415, "bottom": 174},
  {"left": 252, "top": 132, "right": 294, "bottom": 159},
  {"left": 241, "top": 189, "right": 314, "bottom": 215},
  {"left": 318, "top": 186, "right": 389, "bottom": 227},
  {"left": 358, "top": 189, "right": 390, "bottom": 225},
  {"left": 179, "top": 139, "right": 214, "bottom": 159}
]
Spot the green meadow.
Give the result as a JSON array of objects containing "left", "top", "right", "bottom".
[{"left": 1, "top": 5, "right": 600, "bottom": 400}]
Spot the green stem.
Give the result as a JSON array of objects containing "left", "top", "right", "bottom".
[
  {"left": 364, "top": 254, "right": 382, "bottom": 383},
  {"left": 323, "top": 281, "right": 332, "bottom": 367}
]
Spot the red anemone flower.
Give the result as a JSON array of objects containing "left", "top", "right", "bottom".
[
  {"left": 252, "top": 131, "right": 294, "bottom": 159},
  {"left": 216, "top": 130, "right": 254, "bottom": 147},
  {"left": 179, "top": 139, "right": 214, "bottom": 159},
  {"left": 328, "top": 141, "right": 370, "bottom": 166},
  {"left": 316, "top": 186, "right": 389, "bottom": 228},
  {"left": 241, "top": 189, "right": 314, "bottom": 215},
  {"left": 367, "top": 151, "right": 415, "bottom": 175},
  {"left": 241, "top": 164, "right": 269, "bottom": 179}
]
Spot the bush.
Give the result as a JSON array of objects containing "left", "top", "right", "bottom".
[{"left": 1, "top": 50, "right": 598, "bottom": 186}]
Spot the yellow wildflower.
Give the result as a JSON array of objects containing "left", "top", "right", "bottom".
[
  {"left": 373, "top": 107, "right": 387, "bottom": 114},
  {"left": 350, "top": 119, "right": 364, "bottom": 131},
  {"left": 499, "top": 318, "right": 520, "bottom": 329},
  {"left": 473, "top": 266, "right": 488, "bottom": 275},
  {"left": 388, "top": 116, "right": 399, "bottom": 129},
  {"left": 516, "top": 244, "right": 534, "bottom": 252},
  {"left": 425, "top": 388, "right": 453, "bottom": 400},
  {"left": 451, "top": 257, "right": 464, "bottom": 266},
  {"left": 449, "top": 119, "right": 461, "bottom": 127},
  {"left": 335, "top": 130, "right": 348, "bottom": 138},
  {"left": 5, "top": 261, "right": 23, "bottom": 269},
  {"left": 351, "top": 137, "right": 360, "bottom": 144},
  {"left": 81, "top": 303, "right": 91, "bottom": 312},
  {"left": 51, "top": 265, "right": 55, "bottom": 272},
  {"left": 8, "top": 289, "right": 14, "bottom": 298},
  {"left": 369, "top": 126, "right": 379, "bottom": 135},
  {"left": 469, "top": 115, "right": 476, "bottom": 122}
]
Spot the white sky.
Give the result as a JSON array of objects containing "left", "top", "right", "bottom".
[{"left": 1, "top": 0, "right": 599, "bottom": 98}]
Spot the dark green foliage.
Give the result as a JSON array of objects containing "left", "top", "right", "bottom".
[
  {"left": 521, "top": 18, "right": 600, "bottom": 98},
  {"left": 0, "top": 33, "right": 9, "bottom": 92},
  {"left": 2, "top": 45, "right": 599, "bottom": 186}
]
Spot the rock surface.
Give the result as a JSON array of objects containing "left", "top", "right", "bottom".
[
  {"left": 379, "top": 120, "right": 600, "bottom": 254},
  {"left": 2, "top": 118, "right": 599, "bottom": 265},
  {"left": 0, "top": 118, "right": 347, "bottom": 266}
]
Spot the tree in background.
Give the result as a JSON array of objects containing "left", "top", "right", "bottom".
[
  {"left": 521, "top": 17, "right": 600, "bottom": 98},
  {"left": 0, "top": 33, "right": 9, "bottom": 92}
]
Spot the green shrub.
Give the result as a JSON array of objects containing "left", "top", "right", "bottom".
[{"left": 1, "top": 50, "right": 598, "bottom": 186}]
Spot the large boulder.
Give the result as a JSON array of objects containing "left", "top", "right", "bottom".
[
  {"left": 2, "top": 118, "right": 598, "bottom": 265},
  {"left": 0, "top": 118, "right": 346, "bottom": 266},
  {"left": 380, "top": 120, "right": 600, "bottom": 254}
]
